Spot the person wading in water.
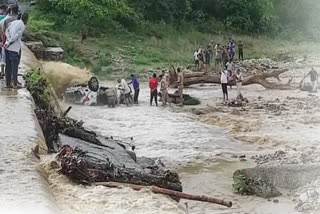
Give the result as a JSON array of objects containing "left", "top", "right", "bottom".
[
  {"left": 160, "top": 74, "right": 170, "bottom": 107},
  {"left": 117, "top": 78, "right": 132, "bottom": 106},
  {"left": 176, "top": 68, "right": 184, "bottom": 106},
  {"left": 303, "top": 68, "right": 319, "bottom": 92},
  {"left": 220, "top": 66, "right": 229, "bottom": 103},
  {"left": 149, "top": 73, "right": 158, "bottom": 106},
  {"left": 130, "top": 74, "right": 140, "bottom": 104}
]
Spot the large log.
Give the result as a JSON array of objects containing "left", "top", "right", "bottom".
[
  {"left": 169, "top": 69, "right": 293, "bottom": 90},
  {"left": 57, "top": 142, "right": 182, "bottom": 191}
]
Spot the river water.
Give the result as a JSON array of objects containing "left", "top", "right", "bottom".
[
  {"left": 0, "top": 67, "right": 298, "bottom": 213},
  {"left": 0, "top": 83, "right": 60, "bottom": 214},
  {"left": 52, "top": 85, "right": 297, "bottom": 214}
]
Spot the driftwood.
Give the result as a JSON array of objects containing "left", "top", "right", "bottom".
[
  {"left": 57, "top": 144, "right": 182, "bottom": 191},
  {"left": 169, "top": 69, "right": 293, "bottom": 90},
  {"left": 96, "top": 181, "right": 232, "bottom": 208}
]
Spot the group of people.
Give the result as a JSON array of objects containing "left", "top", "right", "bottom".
[
  {"left": 117, "top": 68, "right": 184, "bottom": 107},
  {"left": 0, "top": 4, "right": 28, "bottom": 89},
  {"left": 193, "top": 38, "right": 244, "bottom": 72}
]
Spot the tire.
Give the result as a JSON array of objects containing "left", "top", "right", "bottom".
[{"left": 88, "top": 76, "right": 99, "bottom": 92}]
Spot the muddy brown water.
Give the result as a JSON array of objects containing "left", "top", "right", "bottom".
[
  {"left": 0, "top": 81, "right": 60, "bottom": 214},
  {"left": 59, "top": 84, "right": 299, "bottom": 214},
  {"left": 0, "top": 79, "right": 298, "bottom": 213}
]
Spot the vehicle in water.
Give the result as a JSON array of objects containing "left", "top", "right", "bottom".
[{"left": 64, "top": 77, "right": 132, "bottom": 107}]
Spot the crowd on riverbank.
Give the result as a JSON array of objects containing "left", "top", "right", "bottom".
[
  {"left": 193, "top": 38, "right": 244, "bottom": 71},
  {"left": 192, "top": 38, "right": 245, "bottom": 103}
]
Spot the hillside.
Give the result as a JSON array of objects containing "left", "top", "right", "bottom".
[{"left": 25, "top": 0, "right": 320, "bottom": 79}]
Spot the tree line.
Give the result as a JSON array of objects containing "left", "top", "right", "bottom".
[{"left": 35, "top": 0, "right": 319, "bottom": 38}]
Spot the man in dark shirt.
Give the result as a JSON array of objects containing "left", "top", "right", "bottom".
[
  {"left": 130, "top": 74, "right": 140, "bottom": 104},
  {"left": 238, "top": 40, "right": 244, "bottom": 61}
]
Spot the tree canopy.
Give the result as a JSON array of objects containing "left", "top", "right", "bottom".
[{"left": 34, "top": 0, "right": 319, "bottom": 38}]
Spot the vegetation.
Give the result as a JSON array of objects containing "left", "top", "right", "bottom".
[{"left": 24, "top": 0, "right": 320, "bottom": 79}]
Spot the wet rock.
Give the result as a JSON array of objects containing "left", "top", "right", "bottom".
[
  {"left": 233, "top": 168, "right": 282, "bottom": 198},
  {"left": 273, "top": 199, "right": 279, "bottom": 203},
  {"left": 239, "top": 155, "right": 246, "bottom": 158}
]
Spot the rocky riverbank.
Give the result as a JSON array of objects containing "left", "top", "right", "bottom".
[{"left": 186, "top": 57, "right": 320, "bottom": 213}]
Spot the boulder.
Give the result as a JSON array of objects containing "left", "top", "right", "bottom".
[{"left": 44, "top": 47, "right": 64, "bottom": 61}]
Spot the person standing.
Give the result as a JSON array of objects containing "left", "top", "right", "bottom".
[
  {"left": 160, "top": 74, "right": 170, "bottom": 106},
  {"left": 176, "top": 68, "right": 184, "bottom": 106},
  {"left": 308, "top": 68, "right": 318, "bottom": 92},
  {"left": 4, "top": 11, "right": 27, "bottom": 89},
  {"left": 117, "top": 78, "right": 132, "bottom": 106},
  {"left": 238, "top": 40, "right": 244, "bottom": 61},
  {"left": 226, "top": 59, "right": 234, "bottom": 88},
  {"left": 130, "top": 74, "right": 140, "bottom": 104},
  {"left": 81, "top": 23, "right": 88, "bottom": 43},
  {"left": 194, "top": 49, "right": 199, "bottom": 68},
  {"left": 0, "top": 5, "right": 7, "bottom": 20},
  {"left": 205, "top": 46, "right": 211, "bottom": 66},
  {"left": 222, "top": 46, "right": 228, "bottom": 67},
  {"left": 220, "top": 67, "right": 229, "bottom": 103},
  {"left": 228, "top": 39, "right": 235, "bottom": 61},
  {"left": 149, "top": 73, "right": 158, "bottom": 106},
  {"left": 215, "top": 44, "right": 222, "bottom": 71},
  {"left": 235, "top": 69, "right": 243, "bottom": 97},
  {"left": 0, "top": 5, "right": 7, "bottom": 77},
  {"left": 198, "top": 50, "right": 204, "bottom": 71}
]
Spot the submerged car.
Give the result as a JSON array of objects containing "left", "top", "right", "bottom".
[{"left": 64, "top": 77, "right": 123, "bottom": 107}]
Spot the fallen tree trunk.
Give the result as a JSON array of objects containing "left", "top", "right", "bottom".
[
  {"left": 96, "top": 181, "right": 232, "bottom": 208},
  {"left": 169, "top": 69, "right": 294, "bottom": 90},
  {"left": 58, "top": 143, "right": 182, "bottom": 191}
]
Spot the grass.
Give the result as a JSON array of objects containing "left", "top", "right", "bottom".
[{"left": 26, "top": 17, "right": 320, "bottom": 81}]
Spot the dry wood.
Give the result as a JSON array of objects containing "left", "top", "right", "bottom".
[
  {"left": 169, "top": 68, "right": 293, "bottom": 90},
  {"left": 95, "top": 181, "right": 232, "bottom": 208}
]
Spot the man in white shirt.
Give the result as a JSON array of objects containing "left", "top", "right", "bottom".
[
  {"left": 193, "top": 49, "right": 199, "bottom": 68},
  {"left": 235, "top": 69, "right": 243, "bottom": 97},
  {"left": 226, "top": 59, "right": 235, "bottom": 89},
  {"left": 220, "top": 67, "right": 229, "bottom": 103},
  {"left": 117, "top": 78, "right": 132, "bottom": 106},
  {"left": 4, "top": 11, "right": 27, "bottom": 89}
]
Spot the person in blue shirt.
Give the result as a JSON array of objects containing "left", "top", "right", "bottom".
[
  {"left": 0, "top": 5, "right": 7, "bottom": 20},
  {"left": 130, "top": 74, "right": 140, "bottom": 104}
]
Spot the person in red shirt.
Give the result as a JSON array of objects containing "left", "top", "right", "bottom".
[{"left": 149, "top": 73, "right": 158, "bottom": 106}]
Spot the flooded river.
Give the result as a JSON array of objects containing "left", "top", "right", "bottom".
[
  {"left": 54, "top": 85, "right": 297, "bottom": 214},
  {"left": 0, "top": 76, "right": 298, "bottom": 213}
]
